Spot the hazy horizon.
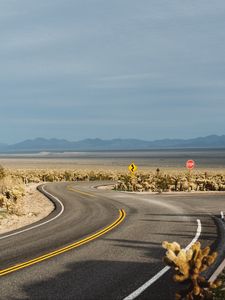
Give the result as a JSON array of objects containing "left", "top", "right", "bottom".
[{"left": 1, "top": 148, "right": 225, "bottom": 171}]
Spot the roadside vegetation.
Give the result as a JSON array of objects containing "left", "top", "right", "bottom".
[
  {"left": 162, "top": 241, "right": 224, "bottom": 300},
  {"left": 10, "top": 169, "right": 118, "bottom": 183},
  {"left": 114, "top": 170, "right": 225, "bottom": 192},
  {"left": 0, "top": 165, "right": 25, "bottom": 215},
  {"left": 6, "top": 168, "right": 225, "bottom": 193}
]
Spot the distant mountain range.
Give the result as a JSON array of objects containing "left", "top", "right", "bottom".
[{"left": 0, "top": 135, "right": 225, "bottom": 153}]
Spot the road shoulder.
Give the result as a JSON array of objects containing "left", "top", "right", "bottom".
[{"left": 0, "top": 183, "right": 54, "bottom": 235}]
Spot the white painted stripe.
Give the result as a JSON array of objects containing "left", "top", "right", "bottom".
[
  {"left": 185, "top": 219, "right": 201, "bottom": 251},
  {"left": 209, "top": 258, "right": 225, "bottom": 283},
  {"left": 221, "top": 211, "right": 224, "bottom": 220},
  {"left": 0, "top": 185, "right": 65, "bottom": 240},
  {"left": 123, "top": 219, "right": 202, "bottom": 300}
]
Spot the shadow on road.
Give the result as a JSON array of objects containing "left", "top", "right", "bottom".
[{"left": 13, "top": 259, "right": 179, "bottom": 300}]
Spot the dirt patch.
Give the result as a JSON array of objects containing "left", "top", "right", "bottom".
[
  {"left": 96, "top": 184, "right": 114, "bottom": 190},
  {"left": 0, "top": 183, "right": 54, "bottom": 235}
]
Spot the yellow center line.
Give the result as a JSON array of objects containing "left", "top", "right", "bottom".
[
  {"left": 0, "top": 209, "right": 126, "bottom": 276},
  {"left": 67, "top": 186, "right": 98, "bottom": 198}
]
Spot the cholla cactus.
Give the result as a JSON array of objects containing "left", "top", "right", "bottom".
[
  {"left": 3, "top": 169, "right": 225, "bottom": 192},
  {"left": 10, "top": 169, "right": 120, "bottom": 184},
  {"left": 162, "top": 241, "right": 221, "bottom": 300}
]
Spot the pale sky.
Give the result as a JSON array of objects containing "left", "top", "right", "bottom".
[{"left": 1, "top": 0, "right": 225, "bottom": 143}]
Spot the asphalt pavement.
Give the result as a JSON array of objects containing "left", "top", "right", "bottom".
[{"left": 0, "top": 181, "right": 224, "bottom": 300}]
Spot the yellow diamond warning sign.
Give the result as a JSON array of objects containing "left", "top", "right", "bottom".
[{"left": 128, "top": 163, "right": 137, "bottom": 173}]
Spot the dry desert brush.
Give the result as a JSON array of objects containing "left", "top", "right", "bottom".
[
  {"left": 0, "top": 165, "right": 25, "bottom": 214},
  {"left": 162, "top": 241, "right": 221, "bottom": 300},
  {"left": 115, "top": 170, "right": 225, "bottom": 192}
]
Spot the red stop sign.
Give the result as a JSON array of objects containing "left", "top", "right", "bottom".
[{"left": 186, "top": 160, "right": 195, "bottom": 169}]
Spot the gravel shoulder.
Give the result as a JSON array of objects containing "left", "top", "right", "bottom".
[{"left": 0, "top": 183, "right": 54, "bottom": 235}]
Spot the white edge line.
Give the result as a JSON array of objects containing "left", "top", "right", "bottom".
[
  {"left": 208, "top": 258, "right": 225, "bottom": 283},
  {"left": 0, "top": 185, "right": 65, "bottom": 240},
  {"left": 123, "top": 219, "right": 202, "bottom": 300}
]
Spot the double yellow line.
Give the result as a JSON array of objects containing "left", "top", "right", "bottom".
[{"left": 0, "top": 209, "right": 126, "bottom": 277}]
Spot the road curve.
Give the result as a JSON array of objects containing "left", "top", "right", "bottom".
[{"left": 0, "top": 181, "right": 224, "bottom": 300}]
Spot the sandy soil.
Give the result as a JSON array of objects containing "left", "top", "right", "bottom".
[
  {"left": 1, "top": 157, "right": 225, "bottom": 173},
  {"left": 96, "top": 184, "right": 115, "bottom": 190},
  {"left": 0, "top": 183, "right": 54, "bottom": 235}
]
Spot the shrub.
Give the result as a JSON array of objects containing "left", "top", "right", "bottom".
[
  {"left": 114, "top": 171, "right": 225, "bottom": 192},
  {"left": 162, "top": 241, "right": 221, "bottom": 299},
  {"left": 0, "top": 165, "right": 6, "bottom": 180}
]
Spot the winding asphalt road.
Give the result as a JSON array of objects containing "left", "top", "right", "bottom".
[{"left": 0, "top": 182, "right": 225, "bottom": 300}]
